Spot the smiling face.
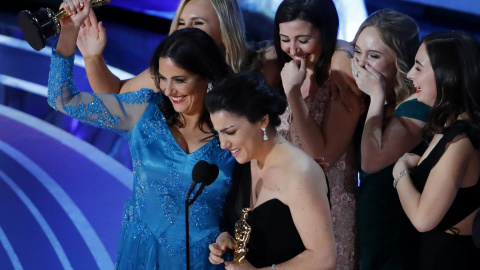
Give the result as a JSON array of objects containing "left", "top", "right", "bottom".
[
  {"left": 354, "top": 26, "right": 398, "bottom": 91},
  {"left": 407, "top": 43, "right": 437, "bottom": 106},
  {"left": 279, "top": 19, "right": 322, "bottom": 65},
  {"left": 158, "top": 57, "right": 208, "bottom": 116},
  {"left": 210, "top": 110, "right": 264, "bottom": 164},
  {"left": 177, "top": 0, "right": 223, "bottom": 50}
]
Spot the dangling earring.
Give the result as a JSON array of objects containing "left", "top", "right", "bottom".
[
  {"left": 261, "top": 127, "right": 268, "bottom": 141},
  {"left": 207, "top": 82, "right": 213, "bottom": 93}
]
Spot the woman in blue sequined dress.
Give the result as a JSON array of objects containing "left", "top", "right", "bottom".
[{"left": 48, "top": 1, "right": 235, "bottom": 269}]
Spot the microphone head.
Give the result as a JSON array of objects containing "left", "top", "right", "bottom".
[{"left": 192, "top": 160, "right": 219, "bottom": 186}]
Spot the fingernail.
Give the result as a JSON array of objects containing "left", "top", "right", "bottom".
[{"left": 80, "top": 2, "right": 84, "bottom": 7}]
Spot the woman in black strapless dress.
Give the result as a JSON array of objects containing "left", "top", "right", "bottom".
[{"left": 205, "top": 71, "right": 336, "bottom": 269}]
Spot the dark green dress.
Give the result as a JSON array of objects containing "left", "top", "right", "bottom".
[{"left": 358, "top": 99, "right": 430, "bottom": 270}]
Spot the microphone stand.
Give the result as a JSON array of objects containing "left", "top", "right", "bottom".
[
  {"left": 185, "top": 160, "right": 218, "bottom": 270},
  {"left": 185, "top": 184, "right": 210, "bottom": 270},
  {"left": 185, "top": 185, "right": 197, "bottom": 270}
]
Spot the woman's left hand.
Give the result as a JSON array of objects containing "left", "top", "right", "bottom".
[
  {"left": 351, "top": 57, "right": 386, "bottom": 97},
  {"left": 393, "top": 153, "right": 421, "bottom": 177},
  {"left": 224, "top": 260, "right": 255, "bottom": 270}
]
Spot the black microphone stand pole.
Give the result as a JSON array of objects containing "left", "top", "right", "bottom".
[{"left": 185, "top": 190, "right": 195, "bottom": 270}]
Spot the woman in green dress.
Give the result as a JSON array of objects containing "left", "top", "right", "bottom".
[{"left": 350, "top": 9, "right": 431, "bottom": 269}]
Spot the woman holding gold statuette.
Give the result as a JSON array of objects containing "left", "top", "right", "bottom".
[
  {"left": 207, "top": 71, "right": 336, "bottom": 270},
  {"left": 48, "top": 0, "right": 236, "bottom": 268}
]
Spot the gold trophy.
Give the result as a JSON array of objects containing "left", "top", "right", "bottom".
[
  {"left": 233, "top": 208, "right": 252, "bottom": 264},
  {"left": 17, "top": 0, "right": 111, "bottom": 51}
]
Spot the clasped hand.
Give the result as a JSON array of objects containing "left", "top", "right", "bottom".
[
  {"left": 393, "top": 153, "right": 421, "bottom": 178},
  {"left": 208, "top": 232, "right": 255, "bottom": 269},
  {"left": 281, "top": 58, "right": 306, "bottom": 98},
  {"left": 59, "top": 0, "right": 91, "bottom": 30}
]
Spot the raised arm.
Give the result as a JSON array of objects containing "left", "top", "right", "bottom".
[
  {"left": 50, "top": 0, "right": 152, "bottom": 131},
  {"left": 281, "top": 58, "right": 363, "bottom": 167},
  {"left": 77, "top": 10, "right": 157, "bottom": 94},
  {"left": 352, "top": 58, "right": 426, "bottom": 173},
  {"left": 330, "top": 40, "right": 364, "bottom": 111},
  {"left": 393, "top": 135, "right": 480, "bottom": 232}
]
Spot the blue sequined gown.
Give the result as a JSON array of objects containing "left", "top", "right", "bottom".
[{"left": 48, "top": 51, "right": 236, "bottom": 269}]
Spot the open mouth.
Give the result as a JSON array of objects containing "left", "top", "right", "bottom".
[
  {"left": 171, "top": 96, "right": 186, "bottom": 103},
  {"left": 230, "top": 148, "right": 240, "bottom": 156},
  {"left": 293, "top": 55, "right": 307, "bottom": 61}
]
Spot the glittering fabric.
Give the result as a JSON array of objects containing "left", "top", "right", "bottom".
[
  {"left": 48, "top": 51, "right": 236, "bottom": 269},
  {"left": 277, "top": 83, "right": 359, "bottom": 270}
]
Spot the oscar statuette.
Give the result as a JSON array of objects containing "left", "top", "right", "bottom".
[
  {"left": 233, "top": 208, "right": 252, "bottom": 264},
  {"left": 17, "top": 0, "right": 110, "bottom": 51}
]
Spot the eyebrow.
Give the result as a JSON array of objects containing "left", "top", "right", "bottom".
[
  {"left": 181, "top": 15, "right": 206, "bottom": 21},
  {"left": 354, "top": 46, "right": 384, "bottom": 54},
  {"left": 279, "top": 33, "right": 311, "bottom": 38},
  {"left": 219, "top": 125, "right": 234, "bottom": 132},
  {"left": 415, "top": 60, "right": 424, "bottom": 67}
]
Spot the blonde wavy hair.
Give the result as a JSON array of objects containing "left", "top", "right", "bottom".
[
  {"left": 352, "top": 9, "right": 419, "bottom": 107},
  {"left": 170, "top": 0, "right": 247, "bottom": 73}
]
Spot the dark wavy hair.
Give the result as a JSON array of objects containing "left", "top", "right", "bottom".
[
  {"left": 205, "top": 71, "right": 287, "bottom": 128},
  {"left": 422, "top": 31, "right": 480, "bottom": 137},
  {"left": 273, "top": 0, "right": 339, "bottom": 87},
  {"left": 149, "top": 28, "right": 231, "bottom": 132}
]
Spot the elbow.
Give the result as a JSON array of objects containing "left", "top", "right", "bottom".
[
  {"left": 311, "top": 248, "right": 336, "bottom": 270},
  {"left": 316, "top": 255, "right": 336, "bottom": 270},
  {"left": 361, "top": 160, "right": 383, "bottom": 174},
  {"left": 323, "top": 257, "right": 337, "bottom": 270},
  {"left": 410, "top": 216, "right": 436, "bottom": 233},
  {"left": 47, "top": 94, "right": 58, "bottom": 111}
]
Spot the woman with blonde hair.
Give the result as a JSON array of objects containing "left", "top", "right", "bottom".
[
  {"left": 76, "top": 0, "right": 248, "bottom": 94},
  {"left": 170, "top": 0, "right": 247, "bottom": 73},
  {"left": 351, "top": 9, "right": 431, "bottom": 269}
]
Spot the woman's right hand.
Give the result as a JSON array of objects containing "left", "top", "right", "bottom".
[
  {"left": 281, "top": 58, "right": 306, "bottom": 98},
  {"left": 208, "top": 232, "right": 237, "bottom": 265},
  {"left": 59, "top": 0, "right": 91, "bottom": 31},
  {"left": 56, "top": 0, "right": 91, "bottom": 57},
  {"left": 77, "top": 10, "right": 107, "bottom": 59}
]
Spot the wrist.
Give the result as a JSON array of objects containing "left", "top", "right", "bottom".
[
  {"left": 393, "top": 169, "right": 410, "bottom": 188},
  {"left": 83, "top": 54, "right": 103, "bottom": 62}
]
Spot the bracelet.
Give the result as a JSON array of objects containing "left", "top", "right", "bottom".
[
  {"left": 271, "top": 264, "right": 275, "bottom": 270},
  {"left": 393, "top": 169, "right": 410, "bottom": 188}
]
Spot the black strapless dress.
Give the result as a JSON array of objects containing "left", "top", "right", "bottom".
[{"left": 224, "top": 163, "right": 308, "bottom": 268}]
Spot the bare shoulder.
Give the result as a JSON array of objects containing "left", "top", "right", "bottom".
[
  {"left": 263, "top": 45, "right": 278, "bottom": 61},
  {"left": 280, "top": 145, "right": 327, "bottom": 191}
]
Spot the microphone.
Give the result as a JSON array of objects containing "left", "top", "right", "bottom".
[
  {"left": 185, "top": 160, "right": 219, "bottom": 270},
  {"left": 188, "top": 161, "right": 219, "bottom": 206}
]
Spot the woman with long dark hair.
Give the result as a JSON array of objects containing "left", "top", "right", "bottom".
[
  {"left": 393, "top": 31, "right": 480, "bottom": 269},
  {"left": 48, "top": 1, "right": 235, "bottom": 268}
]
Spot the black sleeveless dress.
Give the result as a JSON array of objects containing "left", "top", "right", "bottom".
[
  {"left": 224, "top": 162, "right": 326, "bottom": 268},
  {"left": 409, "top": 121, "right": 480, "bottom": 270}
]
